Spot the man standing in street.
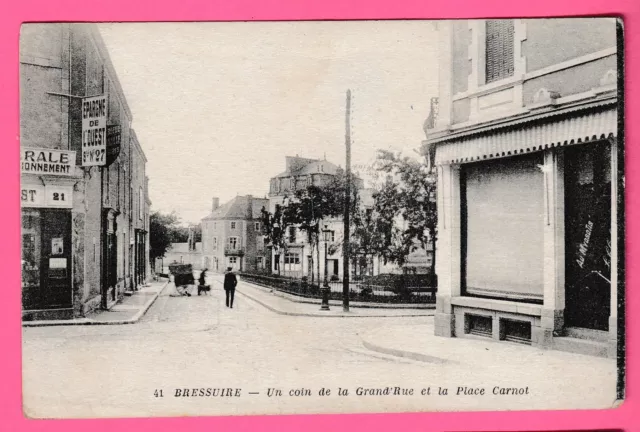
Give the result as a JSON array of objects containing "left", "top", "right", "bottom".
[{"left": 224, "top": 267, "right": 238, "bottom": 308}]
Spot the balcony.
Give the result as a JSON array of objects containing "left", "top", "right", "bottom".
[{"left": 224, "top": 246, "right": 246, "bottom": 256}]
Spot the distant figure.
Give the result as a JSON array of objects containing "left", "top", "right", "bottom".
[
  {"left": 198, "top": 268, "right": 211, "bottom": 295},
  {"left": 224, "top": 267, "right": 238, "bottom": 308}
]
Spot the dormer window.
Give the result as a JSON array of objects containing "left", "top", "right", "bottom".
[{"left": 485, "top": 20, "right": 515, "bottom": 84}]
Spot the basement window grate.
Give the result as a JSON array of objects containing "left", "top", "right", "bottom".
[
  {"left": 467, "top": 314, "right": 493, "bottom": 338},
  {"left": 500, "top": 319, "right": 532, "bottom": 344}
]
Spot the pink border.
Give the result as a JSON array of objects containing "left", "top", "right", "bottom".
[{"left": 1, "top": 0, "right": 637, "bottom": 431}]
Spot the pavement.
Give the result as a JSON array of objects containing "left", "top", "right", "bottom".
[
  {"left": 22, "top": 272, "right": 618, "bottom": 419},
  {"left": 22, "top": 279, "right": 168, "bottom": 327}
]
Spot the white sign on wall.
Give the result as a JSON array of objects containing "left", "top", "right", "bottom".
[
  {"left": 21, "top": 148, "right": 76, "bottom": 176},
  {"left": 21, "top": 184, "right": 73, "bottom": 208},
  {"left": 81, "top": 95, "right": 107, "bottom": 166}
]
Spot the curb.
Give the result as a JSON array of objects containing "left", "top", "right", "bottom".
[
  {"left": 240, "top": 279, "right": 436, "bottom": 310},
  {"left": 22, "top": 280, "right": 169, "bottom": 327},
  {"left": 360, "top": 332, "right": 453, "bottom": 365},
  {"left": 237, "top": 287, "right": 434, "bottom": 318}
]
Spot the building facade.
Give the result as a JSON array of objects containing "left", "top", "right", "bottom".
[
  {"left": 201, "top": 196, "right": 269, "bottom": 273},
  {"left": 20, "top": 23, "right": 150, "bottom": 320},
  {"left": 267, "top": 156, "right": 387, "bottom": 281},
  {"left": 424, "top": 19, "right": 620, "bottom": 357}
]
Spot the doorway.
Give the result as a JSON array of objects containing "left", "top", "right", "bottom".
[
  {"left": 564, "top": 142, "right": 612, "bottom": 331},
  {"left": 22, "top": 210, "right": 72, "bottom": 310}
]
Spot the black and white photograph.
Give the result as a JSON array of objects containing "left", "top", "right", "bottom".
[{"left": 20, "top": 18, "right": 624, "bottom": 419}]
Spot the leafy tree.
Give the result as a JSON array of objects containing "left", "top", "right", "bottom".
[
  {"left": 149, "top": 211, "right": 181, "bottom": 268},
  {"left": 373, "top": 150, "right": 438, "bottom": 275},
  {"left": 260, "top": 203, "right": 290, "bottom": 276}
]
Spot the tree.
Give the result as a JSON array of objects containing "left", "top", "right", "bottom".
[
  {"left": 149, "top": 211, "right": 181, "bottom": 269},
  {"left": 260, "top": 203, "right": 290, "bottom": 276},
  {"left": 373, "top": 150, "right": 438, "bottom": 276}
]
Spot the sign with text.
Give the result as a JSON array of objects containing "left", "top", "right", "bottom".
[
  {"left": 21, "top": 184, "right": 73, "bottom": 208},
  {"left": 21, "top": 148, "right": 76, "bottom": 176},
  {"left": 81, "top": 95, "right": 107, "bottom": 166}
]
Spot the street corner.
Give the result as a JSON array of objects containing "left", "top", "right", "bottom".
[{"left": 359, "top": 324, "right": 453, "bottom": 365}]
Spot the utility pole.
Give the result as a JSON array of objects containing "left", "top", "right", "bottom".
[{"left": 342, "top": 89, "right": 352, "bottom": 312}]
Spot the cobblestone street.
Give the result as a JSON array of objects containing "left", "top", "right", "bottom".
[{"left": 22, "top": 274, "right": 617, "bottom": 419}]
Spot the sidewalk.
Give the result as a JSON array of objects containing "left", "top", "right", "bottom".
[
  {"left": 22, "top": 280, "right": 168, "bottom": 327},
  {"left": 234, "top": 278, "right": 434, "bottom": 317},
  {"left": 360, "top": 320, "right": 618, "bottom": 366}
]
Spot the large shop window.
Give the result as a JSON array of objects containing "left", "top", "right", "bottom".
[
  {"left": 462, "top": 153, "right": 545, "bottom": 302},
  {"left": 21, "top": 209, "right": 72, "bottom": 310}
]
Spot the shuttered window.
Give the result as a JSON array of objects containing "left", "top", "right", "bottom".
[
  {"left": 485, "top": 20, "right": 515, "bottom": 84},
  {"left": 462, "top": 153, "right": 544, "bottom": 302}
]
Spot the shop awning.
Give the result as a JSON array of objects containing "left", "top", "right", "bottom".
[{"left": 434, "top": 103, "right": 618, "bottom": 165}]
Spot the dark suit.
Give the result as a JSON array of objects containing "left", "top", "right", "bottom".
[{"left": 224, "top": 272, "right": 238, "bottom": 307}]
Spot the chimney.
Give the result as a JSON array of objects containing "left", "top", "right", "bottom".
[{"left": 212, "top": 197, "right": 219, "bottom": 212}]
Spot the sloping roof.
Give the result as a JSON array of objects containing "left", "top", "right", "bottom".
[
  {"left": 202, "top": 196, "right": 268, "bottom": 221},
  {"left": 272, "top": 156, "right": 340, "bottom": 179}
]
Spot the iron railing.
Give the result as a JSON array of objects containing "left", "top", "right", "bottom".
[{"left": 238, "top": 272, "right": 437, "bottom": 304}]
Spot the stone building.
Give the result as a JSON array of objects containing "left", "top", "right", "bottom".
[
  {"left": 267, "top": 156, "right": 384, "bottom": 281},
  {"left": 20, "top": 23, "right": 150, "bottom": 320},
  {"left": 201, "top": 196, "right": 269, "bottom": 273},
  {"left": 423, "top": 18, "right": 620, "bottom": 357}
]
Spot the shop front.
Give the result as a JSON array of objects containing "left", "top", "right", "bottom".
[
  {"left": 432, "top": 102, "right": 619, "bottom": 356},
  {"left": 133, "top": 228, "right": 147, "bottom": 288},
  {"left": 21, "top": 148, "right": 78, "bottom": 320}
]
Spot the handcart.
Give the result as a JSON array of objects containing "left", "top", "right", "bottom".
[{"left": 168, "top": 263, "right": 195, "bottom": 296}]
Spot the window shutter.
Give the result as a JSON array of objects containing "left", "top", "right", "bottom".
[{"left": 485, "top": 20, "right": 515, "bottom": 84}]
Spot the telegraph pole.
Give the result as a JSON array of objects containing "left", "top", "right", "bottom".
[{"left": 342, "top": 89, "right": 352, "bottom": 312}]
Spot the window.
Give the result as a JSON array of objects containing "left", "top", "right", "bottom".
[
  {"left": 462, "top": 153, "right": 544, "bottom": 301},
  {"left": 324, "top": 230, "right": 335, "bottom": 242},
  {"left": 231, "top": 221, "right": 236, "bottom": 229},
  {"left": 229, "top": 257, "right": 237, "bottom": 264},
  {"left": 227, "top": 237, "right": 238, "bottom": 250},
  {"left": 256, "top": 236, "right": 264, "bottom": 251},
  {"left": 284, "top": 252, "right": 301, "bottom": 265},
  {"left": 139, "top": 186, "right": 143, "bottom": 220},
  {"left": 289, "top": 227, "right": 297, "bottom": 243},
  {"left": 257, "top": 257, "right": 264, "bottom": 269},
  {"left": 485, "top": 20, "right": 515, "bottom": 84},
  {"left": 255, "top": 222, "right": 260, "bottom": 230},
  {"left": 213, "top": 237, "right": 218, "bottom": 250},
  {"left": 274, "top": 254, "right": 280, "bottom": 271}
]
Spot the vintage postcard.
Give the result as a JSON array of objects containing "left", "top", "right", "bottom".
[{"left": 20, "top": 18, "right": 624, "bottom": 419}]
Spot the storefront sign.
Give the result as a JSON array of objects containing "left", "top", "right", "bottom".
[
  {"left": 49, "top": 258, "right": 67, "bottom": 269},
  {"left": 576, "top": 220, "right": 594, "bottom": 269},
  {"left": 21, "top": 184, "right": 73, "bottom": 208},
  {"left": 81, "top": 95, "right": 107, "bottom": 166},
  {"left": 21, "top": 148, "right": 76, "bottom": 176},
  {"left": 51, "top": 238, "right": 64, "bottom": 255}
]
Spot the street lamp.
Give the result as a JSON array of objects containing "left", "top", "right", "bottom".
[{"left": 320, "top": 223, "right": 331, "bottom": 311}]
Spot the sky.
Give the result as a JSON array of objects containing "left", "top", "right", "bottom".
[{"left": 97, "top": 21, "right": 439, "bottom": 224}]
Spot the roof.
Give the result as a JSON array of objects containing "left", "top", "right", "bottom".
[
  {"left": 272, "top": 156, "right": 340, "bottom": 179},
  {"left": 201, "top": 195, "right": 268, "bottom": 221}
]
